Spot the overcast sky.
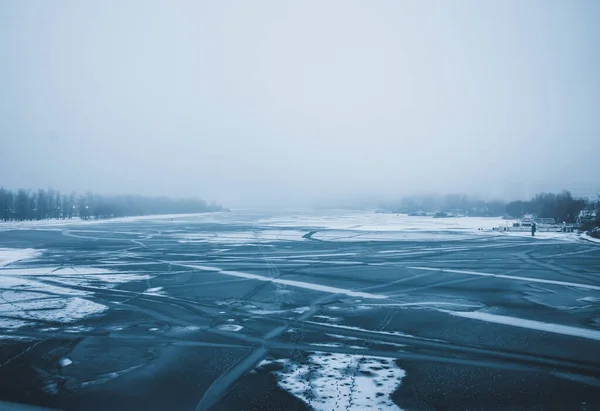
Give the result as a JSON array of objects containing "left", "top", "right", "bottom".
[{"left": 1, "top": 0, "right": 599, "bottom": 207}]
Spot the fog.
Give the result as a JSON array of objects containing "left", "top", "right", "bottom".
[{"left": 1, "top": 1, "right": 599, "bottom": 208}]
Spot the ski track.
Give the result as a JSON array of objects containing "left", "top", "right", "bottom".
[
  {"left": 407, "top": 266, "right": 600, "bottom": 291},
  {"left": 446, "top": 311, "right": 600, "bottom": 341}
]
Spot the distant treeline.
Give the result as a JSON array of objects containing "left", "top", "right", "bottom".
[
  {"left": 389, "top": 193, "right": 507, "bottom": 217},
  {"left": 505, "top": 191, "right": 589, "bottom": 224},
  {"left": 388, "top": 190, "right": 599, "bottom": 225},
  {"left": 0, "top": 188, "right": 225, "bottom": 222}
]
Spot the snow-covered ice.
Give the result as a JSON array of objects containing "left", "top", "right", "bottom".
[
  {"left": 0, "top": 266, "right": 152, "bottom": 289},
  {"left": 0, "top": 294, "right": 108, "bottom": 324},
  {"left": 0, "top": 213, "right": 220, "bottom": 232},
  {"left": 259, "top": 353, "right": 406, "bottom": 410},
  {"left": 258, "top": 213, "right": 503, "bottom": 232},
  {"left": 0, "top": 248, "right": 42, "bottom": 268}
]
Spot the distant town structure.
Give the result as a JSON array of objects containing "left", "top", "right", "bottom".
[
  {"left": 520, "top": 214, "right": 534, "bottom": 227},
  {"left": 578, "top": 209, "right": 597, "bottom": 225}
]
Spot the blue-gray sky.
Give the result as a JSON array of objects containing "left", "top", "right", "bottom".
[{"left": 1, "top": 0, "right": 599, "bottom": 207}]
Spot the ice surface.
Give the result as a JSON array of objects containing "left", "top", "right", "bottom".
[
  {"left": 11, "top": 211, "right": 512, "bottom": 246},
  {"left": 260, "top": 353, "right": 406, "bottom": 410}
]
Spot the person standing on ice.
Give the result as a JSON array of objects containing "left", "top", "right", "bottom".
[{"left": 531, "top": 222, "right": 537, "bottom": 236}]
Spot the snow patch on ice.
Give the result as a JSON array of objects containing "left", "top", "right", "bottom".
[
  {"left": 217, "top": 324, "right": 243, "bottom": 332},
  {"left": 59, "top": 358, "right": 73, "bottom": 367},
  {"left": 143, "top": 286, "right": 166, "bottom": 296},
  {"left": 260, "top": 353, "right": 406, "bottom": 410}
]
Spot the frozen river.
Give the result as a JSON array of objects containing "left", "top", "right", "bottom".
[{"left": 1, "top": 211, "right": 599, "bottom": 410}]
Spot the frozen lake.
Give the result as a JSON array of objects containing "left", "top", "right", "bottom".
[{"left": 0, "top": 210, "right": 599, "bottom": 410}]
